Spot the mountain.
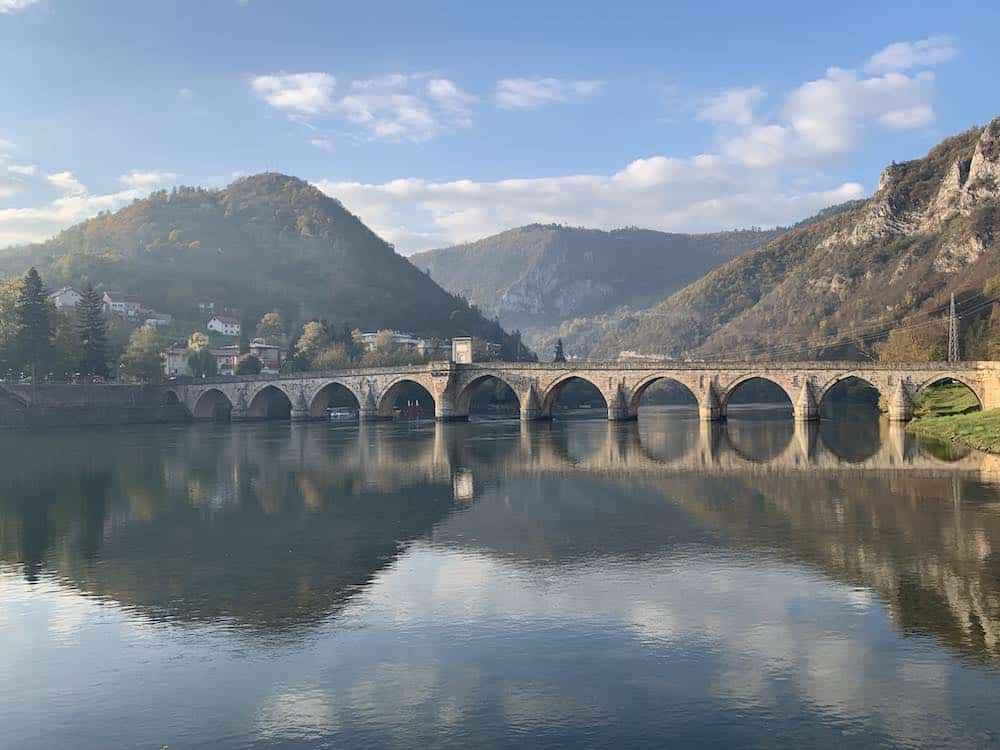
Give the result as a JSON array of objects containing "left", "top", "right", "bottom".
[
  {"left": 0, "top": 173, "right": 522, "bottom": 351},
  {"left": 411, "top": 207, "right": 861, "bottom": 357},
  {"left": 592, "top": 117, "right": 1000, "bottom": 361}
]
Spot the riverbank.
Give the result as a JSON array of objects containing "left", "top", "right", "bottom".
[
  {"left": 0, "top": 383, "right": 189, "bottom": 427},
  {"left": 908, "top": 409, "right": 1000, "bottom": 454},
  {"left": 908, "top": 381, "right": 1000, "bottom": 453}
]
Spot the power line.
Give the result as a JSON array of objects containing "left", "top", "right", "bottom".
[{"left": 691, "top": 294, "right": 1000, "bottom": 362}]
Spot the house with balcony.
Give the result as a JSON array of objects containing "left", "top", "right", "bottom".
[
  {"left": 207, "top": 315, "right": 241, "bottom": 337},
  {"left": 47, "top": 286, "right": 82, "bottom": 311},
  {"left": 102, "top": 291, "right": 144, "bottom": 318}
]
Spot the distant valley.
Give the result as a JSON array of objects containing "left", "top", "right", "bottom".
[{"left": 413, "top": 205, "right": 861, "bottom": 357}]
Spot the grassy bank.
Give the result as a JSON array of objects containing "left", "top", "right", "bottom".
[
  {"left": 913, "top": 381, "right": 981, "bottom": 418},
  {"left": 908, "top": 381, "right": 999, "bottom": 454},
  {"left": 908, "top": 409, "right": 1000, "bottom": 454}
]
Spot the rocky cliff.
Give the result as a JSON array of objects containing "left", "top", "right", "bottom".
[{"left": 593, "top": 117, "right": 1000, "bottom": 360}]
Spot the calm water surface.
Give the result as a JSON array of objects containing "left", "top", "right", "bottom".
[{"left": 3, "top": 408, "right": 1000, "bottom": 749}]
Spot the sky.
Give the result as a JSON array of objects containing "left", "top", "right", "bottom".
[{"left": 1, "top": 0, "right": 998, "bottom": 253}]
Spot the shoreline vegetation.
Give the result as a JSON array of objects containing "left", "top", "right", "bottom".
[{"left": 908, "top": 381, "right": 1000, "bottom": 454}]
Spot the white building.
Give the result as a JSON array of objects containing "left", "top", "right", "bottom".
[
  {"left": 47, "top": 286, "right": 82, "bottom": 311},
  {"left": 103, "top": 291, "right": 144, "bottom": 318},
  {"left": 207, "top": 315, "right": 241, "bottom": 337},
  {"left": 359, "top": 331, "right": 450, "bottom": 353},
  {"left": 144, "top": 312, "right": 173, "bottom": 327}
]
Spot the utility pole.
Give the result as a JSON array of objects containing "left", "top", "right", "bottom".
[{"left": 948, "top": 292, "right": 960, "bottom": 363}]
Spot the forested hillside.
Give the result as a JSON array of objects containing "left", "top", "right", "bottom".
[
  {"left": 413, "top": 205, "right": 861, "bottom": 357},
  {"left": 592, "top": 117, "right": 1000, "bottom": 361},
  {"left": 0, "top": 173, "right": 523, "bottom": 353}
]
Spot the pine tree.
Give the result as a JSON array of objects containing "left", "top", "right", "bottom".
[
  {"left": 238, "top": 318, "right": 250, "bottom": 354},
  {"left": 553, "top": 338, "right": 566, "bottom": 363},
  {"left": 13, "top": 268, "right": 52, "bottom": 380},
  {"left": 76, "top": 283, "right": 109, "bottom": 378}
]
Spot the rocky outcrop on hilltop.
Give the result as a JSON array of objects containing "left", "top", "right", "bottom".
[{"left": 594, "top": 117, "right": 1000, "bottom": 360}]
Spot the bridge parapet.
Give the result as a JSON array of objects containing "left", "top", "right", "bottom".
[{"left": 158, "top": 360, "right": 1000, "bottom": 424}]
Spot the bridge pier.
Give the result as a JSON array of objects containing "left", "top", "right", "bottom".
[
  {"left": 887, "top": 383, "right": 914, "bottom": 422},
  {"left": 793, "top": 383, "right": 820, "bottom": 422}
]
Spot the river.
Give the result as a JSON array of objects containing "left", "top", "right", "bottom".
[{"left": 2, "top": 407, "right": 1000, "bottom": 748}]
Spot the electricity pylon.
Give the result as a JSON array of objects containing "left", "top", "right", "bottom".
[{"left": 948, "top": 292, "right": 960, "bottom": 363}]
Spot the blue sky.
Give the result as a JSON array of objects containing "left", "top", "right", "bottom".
[{"left": 1, "top": 0, "right": 998, "bottom": 252}]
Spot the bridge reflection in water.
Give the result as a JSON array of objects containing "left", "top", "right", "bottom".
[{"left": 2, "top": 410, "right": 1000, "bottom": 666}]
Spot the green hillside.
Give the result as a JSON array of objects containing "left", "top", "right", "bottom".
[
  {"left": 0, "top": 173, "right": 523, "bottom": 353},
  {"left": 593, "top": 117, "right": 1000, "bottom": 360}
]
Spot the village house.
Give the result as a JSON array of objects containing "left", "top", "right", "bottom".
[
  {"left": 163, "top": 339, "right": 282, "bottom": 377},
  {"left": 215, "top": 341, "right": 283, "bottom": 374},
  {"left": 207, "top": 315, "right": 241, "bottom": 337},
  {"left": 357, "top": 331, "right": 451, "bottom": 356},
  {"left": 47, "top": 286, "right": 82, "bottom": 311},
  {"left": 102, "top": 291, "right": 144, "bottom": 318},
  {"left": 144, "top": 312, "right": 173, "bottom": 327}
]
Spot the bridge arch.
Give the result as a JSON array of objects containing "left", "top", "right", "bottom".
[
  {"left": 540, "top": 374, "right": 609, "bottom": 419},
  {"left": 309, "top": 381, "right": 362, "bottom": 419},
  {"left": 160, "top": 389, "right": 182, "bottom": 406},
  {"left": 247, "top": 384, "right": 293, "bottom": 420},
  {"left": 721, "top": 375, "right": 793, "bottom": 416},
  {"left": 816, "top": 374, "right": 883, "bottom": 418},
  {"left": 192, "top": 388, "right": 233, "bottom": 421},
  {"left": 455, "top": 373, "right": 521, "bottom": 418},
  {"left": 915, "top": 375, "right": 984, "bottom": 412},
  {"left": 627, "top": 374, "right": 700, "bottom": 418},
  {"left": 377, "top": 377, "right": 436, "bottom": 419}
]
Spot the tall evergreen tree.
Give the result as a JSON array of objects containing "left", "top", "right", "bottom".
[
  {"left": 238, "top": 318, "right": 250, "bottom": 354},
  {"left": 553, "top": 338, "right": 567, "bottom": 363},
  {"left": 76, "top": 283, "right": 109, "bottom": 378},
  {"left": 13, "top": 268, "right": 52, "bottom": 380}
]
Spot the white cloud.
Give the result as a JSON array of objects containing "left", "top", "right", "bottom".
[
  {"left": 46, "top": 171, "right": 86, "bottom": 195},
  {"left": 776, "top": 68, "right": 937, "bottom": 159},
  {"left": 312, "top": 39, "right": 956, "bottom": 252},
  {"left": 865, "top": 35, "right": 958, "bottom": 73},
  {"left": 310, "top": 137, "right": 333, "bottom": 151},
  {"left": 427, "top": 78, "right": 475, "bottom": 121},
  {"left": 314, "top": 171, "right": 863, "bottom": 253},
  {"left": 0, "top": 170, "right": 159, "bottom": 247},
  {"left": 177, "top": 87, "right": 194, "bottom": 101},
  {"left": 251, "top": 72, "right": 336, "bottom": 115},
  {"left": 7, "top": 164, "right": 37, "bottom": 176},
  {"left": 698, "top": 86, "right": 765, "bottom": 126},
  {"left": 118, "top": 170, "right": 179, "bottom": 189},
  {"left": 252, "top": 71, "right": 475, "bottom": 143},
  {"left": 0, "top": 0, "right": 39, "bottom": 13},
  {"left": 0, "top": 177, "right": 18, "bottom": 199},
  {"left": 495, "top": 77, "right": 606, "bottom": 109}
]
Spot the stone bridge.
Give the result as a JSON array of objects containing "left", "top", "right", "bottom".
[{"left": 161, "top": 360, "right": 1000, "bottom": 423}]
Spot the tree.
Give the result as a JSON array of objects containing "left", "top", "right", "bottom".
[
  {"left": 0, "top": 276, "right": 23, "bottom": 377},
  {"left": 13, "top": 268, "right": 52, "bottom": 379},
  {"left": 372, "top": 329, "right": 400, "bottom": 355},
  {"left": 51, "top": 311, "right": 82, "bottom": 381},
  {"left": 313, "top": 342, "right": 353, "bottom": 370},
  {"left": 255, "top": 310, "right": 285, "bottom": 344},
  {"left": 235, "top": 355, "right": 262, "bottom": 375},
  {"left": 76, "top": 283, "right": 109, "bottom": 378},
  {"left": 295, "top": 320, "right": 330, "bottom": 366},
  {"left": 238, "top": 318, "right": 250, "bottom": 354},
  {"left": 188, "top": 331, "right": 209, "bottom": 352},
  {"left": 122, "top": 325, "right": 163, "bottom": 383},
  {"left": 553, "top": 338, "right": 567, "bottom": 363},
  {"left": 877, "top": 321, "right": 947, "bottom": 362},
  {"left": 186, "top": 332, "right": 217, "bottom": 378}
]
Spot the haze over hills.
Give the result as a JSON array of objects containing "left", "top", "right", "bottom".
[
  {"left": 590, "top": 116, "right": 1000, "bottom": 361},
  {"left": 0, "top": 173, "right": 523, "bottom": 353},
  {"left": 413, "top": 206, "right": 862, "bottom": 357}
]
